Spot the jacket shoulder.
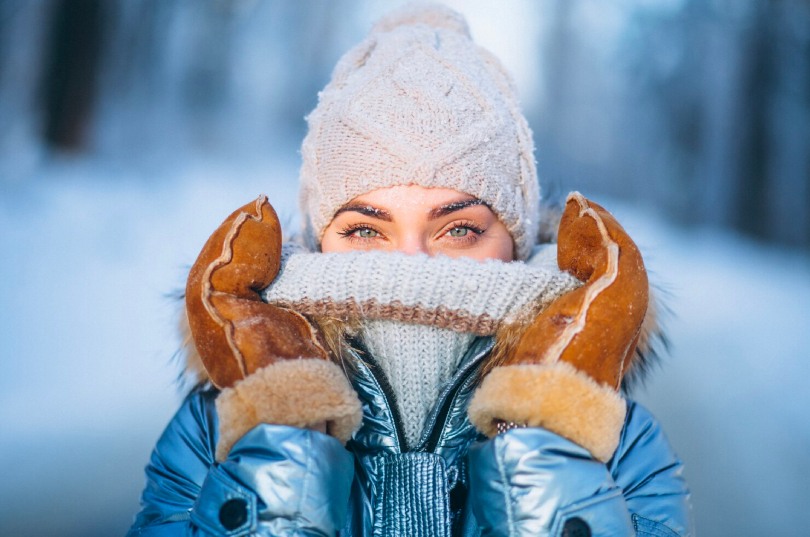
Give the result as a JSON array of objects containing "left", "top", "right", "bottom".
[
  {"left": 610, "top": 400, "right": 693, "bottom": 535},
  {"left": 154, "top": 387, "right": 219, "bottom": 463},
  {"left": 133, "top": 388, "right": 219, "bottom": 526}
]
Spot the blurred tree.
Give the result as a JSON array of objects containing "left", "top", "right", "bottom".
[
  {"left": 40, "top": 0, "right": 104, "bottom": 151},
  {"left": 734, "top": 1, "right": 772, "bottom": 240}
]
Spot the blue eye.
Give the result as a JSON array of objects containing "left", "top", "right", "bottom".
[
  {"left": 356, "top": 228, "right": 378, "bottom": 238},
  {"left": 448, "top": 227, "right": 469, "bottom": 237}
]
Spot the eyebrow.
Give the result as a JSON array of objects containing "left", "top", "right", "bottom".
[
  {"left": 332, "top": 203, "right": 393, "bottom": 222},
  {"left": 428, "top": 198, "right": 488, "bottom": 220},
  {"left": 332, "top": 197, "right": 488, "bottom": 222}
]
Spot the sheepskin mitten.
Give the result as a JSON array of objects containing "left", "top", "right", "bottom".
[
  {"left": 299, "top": 3, "right": 540, "bottom": 260},
  {"left": 468, "top": 192, "right": 649, "bottom": 463},
  {"left": 185, "top": 196, "right": 362, "bottom": 461}
]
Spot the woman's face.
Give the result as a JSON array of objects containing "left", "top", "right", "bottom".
[{"left": 321, "top": 185, "right": 515, "bottom": 261}]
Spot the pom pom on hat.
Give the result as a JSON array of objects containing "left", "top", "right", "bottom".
[{"left": 371, "top": 3, "right": 471, "bottom": 37}]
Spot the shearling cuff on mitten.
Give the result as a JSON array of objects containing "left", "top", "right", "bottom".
[
  {"left": 215, "top": 358, "right": 362, "bottom": 461},
  {"left": 467, "top": 362, "right": 627, "bottom": 463}
]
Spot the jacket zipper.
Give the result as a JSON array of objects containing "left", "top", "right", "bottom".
[
  {"left": 420, "top": 339, "right": 493, "bottom": 453},
  {"left": 347, "top": 338, "right": 409, "bottom": 451}
]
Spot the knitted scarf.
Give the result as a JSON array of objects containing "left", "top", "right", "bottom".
[{"left": 262, "top": 244, "right": 580, "bottom": 447}]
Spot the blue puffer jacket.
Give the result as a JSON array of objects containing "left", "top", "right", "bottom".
[{"left": 128, "top": 337, "right": 692, "bottom": 536}]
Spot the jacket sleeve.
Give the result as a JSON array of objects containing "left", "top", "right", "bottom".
[
  {"left": 467, "top": 401, "right": 691, "bottom": 537},
  {"left": 127, "top": 389, "right": 355, "bottom": 536}
]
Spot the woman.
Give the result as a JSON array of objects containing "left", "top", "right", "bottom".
[{"left": 129, "top": 5, "right": 692, "bottom": 536}]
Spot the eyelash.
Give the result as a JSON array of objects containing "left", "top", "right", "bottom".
[
  {"left": 337, "top": 224, "right": 384, "bottom": 243},
  {"left": 442, "top": 220, "right": 485, "bottom": 243}
]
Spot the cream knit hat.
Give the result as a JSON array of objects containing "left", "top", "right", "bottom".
[{"left": 299, "top": 3, "right": 540, "bottom": 260}]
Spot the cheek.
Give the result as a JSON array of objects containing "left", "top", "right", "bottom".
[
  {"left": 477, "top": 237, "right": 515, "bottom": 262},
  {"left": 320, "top": 225, "right": 346, "bottom": 253},
  {"left": 478, "top": 224, "right": 515, "bottom": 262}
]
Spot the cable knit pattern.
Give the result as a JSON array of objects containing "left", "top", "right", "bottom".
[
  {"left": 261, "top": 244, "right": 581, "bottom": 336},
  {"left": 299, "top": 4, "right": 540, "bottom": 260},
  {"left": 360, "top": 320, "right": 475, "bottom": 448}
]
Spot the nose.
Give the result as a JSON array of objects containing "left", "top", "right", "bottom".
[{"left": 396, "top": 235, "right": 430, "bottom": 256}]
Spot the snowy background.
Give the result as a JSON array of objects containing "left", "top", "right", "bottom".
[{"left": 1, "top": 1, "right": 809, "bottom": 536}]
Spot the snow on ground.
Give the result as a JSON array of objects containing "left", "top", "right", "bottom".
[{"left": 0, "top": 156, "right": 808, "bottom": 536}]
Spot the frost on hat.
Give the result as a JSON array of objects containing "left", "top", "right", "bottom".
[{"left": 299, "top": 3, "right": 540, "bottom": 260}]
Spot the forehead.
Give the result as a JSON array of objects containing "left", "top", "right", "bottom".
[{"left": 349, "top": 185, "right": 475, "bottom": 209}]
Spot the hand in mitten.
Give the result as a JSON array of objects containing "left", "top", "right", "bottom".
[
  {"left": 469, "top": 192, "right": 648, "bottom": 462},
  {"left": 185, "top": 196, "right": 362, "bottom": 461}
]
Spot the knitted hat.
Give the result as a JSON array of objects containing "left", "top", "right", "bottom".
[{"left": 299, "top": 3, "right": 540, "bottom": 260}]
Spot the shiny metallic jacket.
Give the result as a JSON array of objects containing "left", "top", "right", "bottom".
[{"left": 129, "top": 338, "right": 692, "bottom": 536}]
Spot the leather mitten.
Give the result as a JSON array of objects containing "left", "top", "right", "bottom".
[
  {"left": 185, "top": 195, "right": 362, "bottom": 461},
  {"left": 469, "top": 192, "right": 649, "bottom": 462}
]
